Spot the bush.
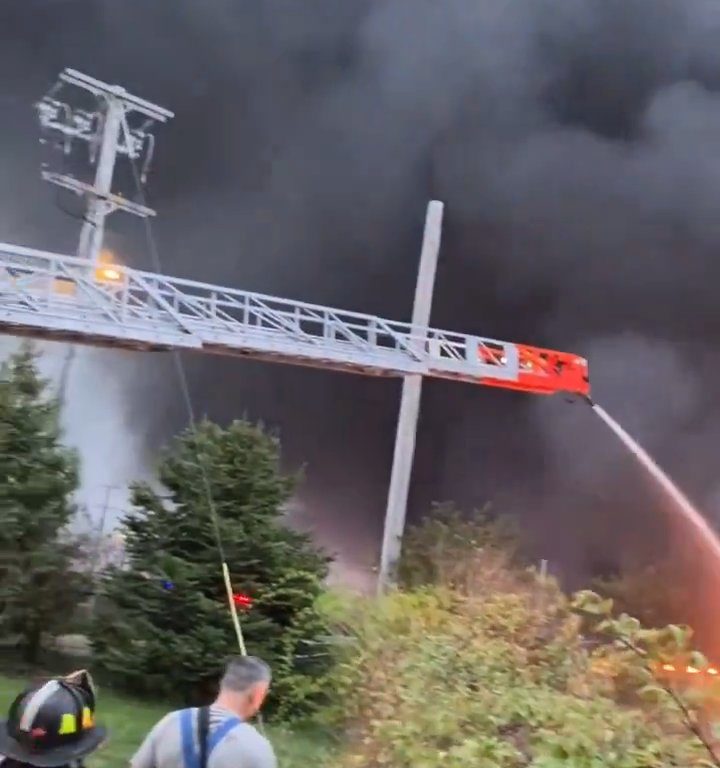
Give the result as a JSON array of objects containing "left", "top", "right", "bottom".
[
  {"left": 592, "top": 563, "right": 694, "bottom": 630},
  {"left": 327, "top": 584, "right": 705, "bottom": 768},
  {"left": 321, "top": 511, "right": 710, "bottom": 767},
  {"left": 399, "top": 502, "right": 525, "bottom": 593}
]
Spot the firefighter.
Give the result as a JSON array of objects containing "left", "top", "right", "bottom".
[
  {"left": 0, "top": 670, "right": 107, "bottom": 768},
  {"left": 130, "top": 656, "right": 276, "bottom": 768}
]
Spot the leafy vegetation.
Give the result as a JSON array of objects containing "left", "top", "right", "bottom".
[
  {"left": 398, "top": 501, "right": 523, "bottom": 591},
  {"left": 322, "top": 513, "right": 714, "bottom": 768},
  {"left": 90, "top": 419, "right": 332, "bottom": 716},
  {"left": 592, "top": 562, "right": 693, "bottom": 631},
  {"left": 0, "top": 343, "right": 84, "bottom": 662},
  {"left": 573, "top": 589, "right": 720, "bottom": 762}
]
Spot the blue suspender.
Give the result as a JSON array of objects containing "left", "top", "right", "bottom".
[
  {"left": 180, "top": 709, "right": 198, "bottom": 768},
  {"left": 207, "top": 717, "right": 242, "bottom": 753},
  {"left": 180, "top": 708, "right": 242, "bottom": 768}
]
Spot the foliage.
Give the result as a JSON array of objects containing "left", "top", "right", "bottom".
[
  {"left": 320, "top": 512, "right": 715, "bottom": 768},
  {"left": 573, "top": 589, "right": 720, "bottom": 763},
  {"left": 398, "top": 502, "right": 525, "bottom": 591},
  {"left": 0, "top": 343, "right": 83, "bottom": 662},
  {"left": 592, "top": 562, "right": 693, "bottom": 631},
  {"left": 327, "top": 582, "right": 712, "bottom": 768},
  {"left": 90, "top": 419, "right": 332, "bottom": 717}
]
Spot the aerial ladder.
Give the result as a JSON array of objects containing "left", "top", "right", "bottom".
[
  {"left": 0, "top": 239, "right": 589, "bottom": 398},
  {"left": 0, "top": 70, "right": 590, "bottom": 590}
]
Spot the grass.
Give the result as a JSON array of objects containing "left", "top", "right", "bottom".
[{"left": 0, "top": 675, "right": 333, "bottom": 768}]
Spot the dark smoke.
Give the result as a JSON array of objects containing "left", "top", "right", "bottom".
[{"left": 4, "top": 0, "right": 720, "bottom": 617}]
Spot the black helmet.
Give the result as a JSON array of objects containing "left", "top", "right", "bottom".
[{"left": 0, "top": 670, "right": 107, "bottom": 767}]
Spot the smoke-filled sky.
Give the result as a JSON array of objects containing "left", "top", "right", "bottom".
[{"left": 4, "top": 0, "right": 720, "bottom": 600}]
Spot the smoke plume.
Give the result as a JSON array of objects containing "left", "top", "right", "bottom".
[{"left": 5, "top": 0, "right": 720, "bottom": 617}]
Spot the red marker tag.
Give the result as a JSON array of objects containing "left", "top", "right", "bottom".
[{"left": 232, "top": 593, "right": 253, "bottom": 609}]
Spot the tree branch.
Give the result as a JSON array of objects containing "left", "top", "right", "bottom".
[{"left": 616, "top": 636, "right": 720, "bottom": 767}]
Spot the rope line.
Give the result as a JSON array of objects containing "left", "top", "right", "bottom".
[{"left": 120, "top": 114, "right": 247, "bottom": 659}]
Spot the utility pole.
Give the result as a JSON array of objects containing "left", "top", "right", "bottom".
[
  {"left": 36, "top": 68, "right": 173, "bottom": 266},
  {"left": 35, "top": 70, "right": 173, "bottom": 413},
  {"left": 76, "top": 94, "right": 124, "bottom": 265},
  {"left": 378, "top": 200, "right": 444, "bottom": 593}
]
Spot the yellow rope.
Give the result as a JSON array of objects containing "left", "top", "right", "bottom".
[{"left": 222, "top": 561, "right": 247, "bottom": 656}]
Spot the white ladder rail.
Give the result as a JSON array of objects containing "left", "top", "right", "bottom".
[{"left": 0, "top": 242, "right": 520, "bottom": 383}]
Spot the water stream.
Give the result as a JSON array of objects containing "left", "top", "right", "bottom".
[{"left": 592, "top": 402, "right": 720, "bottom": 563}]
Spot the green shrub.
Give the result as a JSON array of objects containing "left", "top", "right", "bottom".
[
  {"left": 326, "top": 580, "right": 706, "bottom": 767},
  {"left": 399, "top": 502, "right": 525, "bottom": 593}
]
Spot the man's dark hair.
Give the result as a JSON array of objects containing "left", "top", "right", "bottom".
[{"left": 220, "top": 657, "right": 271, "bottom": 694}]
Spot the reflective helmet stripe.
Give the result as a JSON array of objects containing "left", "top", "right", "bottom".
[{"left": 18, "top": 681, "right": 61, "bottom": 732}]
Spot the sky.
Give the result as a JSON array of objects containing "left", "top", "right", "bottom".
[{"left": 4, "top": 0, "right": 720, "bottom": 618}]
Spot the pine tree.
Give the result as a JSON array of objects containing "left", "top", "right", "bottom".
[
  {"left": 91, "top": 419, "right": 331, "bottom": 716},
  {"left": 0, "top": 342, "right": 82, "bottom": 663}
]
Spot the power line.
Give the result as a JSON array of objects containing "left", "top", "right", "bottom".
[{"left": 120, "top": 110, "right": 247, "bottom": 656}]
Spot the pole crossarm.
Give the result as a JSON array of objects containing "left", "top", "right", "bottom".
[
  {"left": 40, "top": 172, "right": 157, "bottom": 218},
  {"left": 58, "top": 69, "right": 174, "bottom": 122}
]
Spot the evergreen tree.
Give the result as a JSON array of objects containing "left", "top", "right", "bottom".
[
  {"left": 91, "top": 419, "right": 331, "bottom": 716},
  {"left": 0, "top": 342, "right": 82, "bottom": 663}
]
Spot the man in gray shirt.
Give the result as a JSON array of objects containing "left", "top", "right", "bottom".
[{"left": 130, "top": 657, "right": 277, "bottom": 768}]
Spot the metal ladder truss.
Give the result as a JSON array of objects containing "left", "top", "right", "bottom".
[{"left": 0, "top": 242, "right": 589, "bottom": 396}]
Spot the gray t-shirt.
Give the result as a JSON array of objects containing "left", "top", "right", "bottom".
[{"left": 130, "top": 706, "right": 276, "bottom": 768}]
